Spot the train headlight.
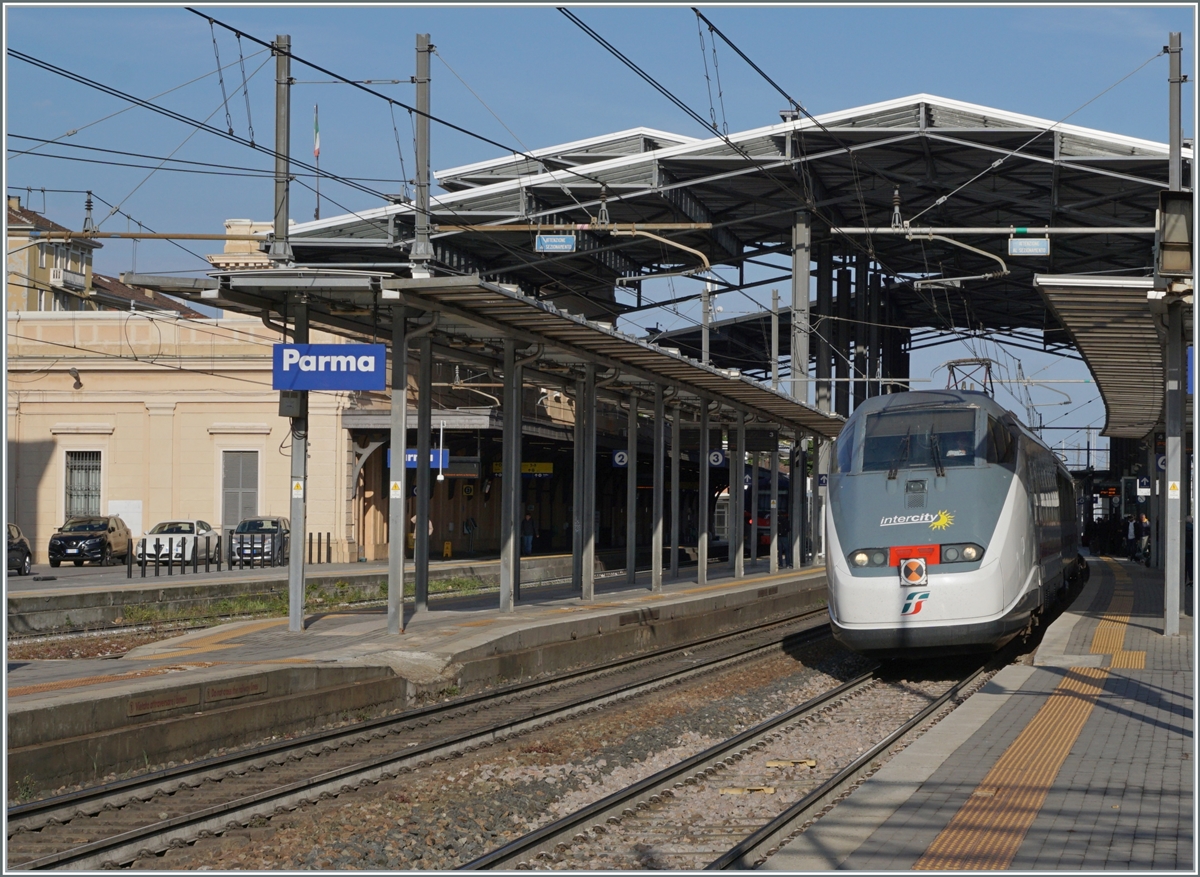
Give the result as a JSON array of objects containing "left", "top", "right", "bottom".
[
  {"left": 848, "top": 549, "right": 889, "bottom": 568},
  {"left": 939, "top": 543, "right": 984, "bottom": 563}
]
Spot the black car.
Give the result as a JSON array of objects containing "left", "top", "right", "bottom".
[
  {"left": 47, "top": 515, "right": 132, "bottom": 567},
  {"left": 229, "top": 516, "right": 290, "bottom": 566},
  {"left": 7, "top": 523, "right": 32, "bottom": 576}
]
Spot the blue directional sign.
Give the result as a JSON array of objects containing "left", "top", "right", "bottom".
[
  {"left": 387, "top": 449, "right": 449, "bottom": 468},
  {"left": 818, "top": 473, "right": 829, "bottom": 488},
  {"left": 535, "top": 234, "right": 577, "bottom": 253},
  {"left": 273, "top": 344, "right": 386, "bottom": 391},
  {"left": 1008, "top": 237, "right": 1051, "bottom": 257}
]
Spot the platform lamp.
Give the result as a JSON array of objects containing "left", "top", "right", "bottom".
[{"left": 437, "top": 419, "right": 446, "bottom": 482}]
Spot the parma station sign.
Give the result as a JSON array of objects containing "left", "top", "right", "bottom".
[{"left": 273, "top": 343, "right": 387, "bottom": 391}]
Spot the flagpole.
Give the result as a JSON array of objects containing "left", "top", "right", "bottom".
[{"left": 313, "top": 104, "right": 320, "bottom": 220}]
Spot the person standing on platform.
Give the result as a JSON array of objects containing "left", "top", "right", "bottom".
[
  {"left": 1136, "top": 513, "right": 1150, "bottom": 562},
  {"left": 1125, "top": 515, "right": 1137, "bottom": 558},
  {"left": 521, "top": 512, "right": 536, "bottom": 556}
]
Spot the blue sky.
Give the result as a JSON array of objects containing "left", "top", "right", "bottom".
[{"left": 5, "top": 3, "right": 1196, "bottom": 451}]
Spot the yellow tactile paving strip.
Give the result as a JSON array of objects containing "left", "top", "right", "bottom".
[
  {"left": 8, "top": 665, "right": 216, "bottom": 698},
  {"left": 124, "top": 618, "right": 289, "bottom": 661},
  {"left": 912, "top": 558, "right": 1139, "bottom": 870}
]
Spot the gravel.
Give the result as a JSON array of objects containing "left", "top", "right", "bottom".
[{"left": 138, "top": 640, "right": 871, "bottom": 870}]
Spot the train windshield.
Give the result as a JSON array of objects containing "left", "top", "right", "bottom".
[{"left": 861, "top": 408, "right": 977, "bottom": 472}]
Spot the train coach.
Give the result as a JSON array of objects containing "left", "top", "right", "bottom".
[{"left": 825, "top": 389, "right": 1087, "bottom": 657}]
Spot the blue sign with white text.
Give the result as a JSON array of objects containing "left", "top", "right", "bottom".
[
  {"left": 273, "top": 344, "right": 387, "bottom": 391},
  {"left": 387, "top": 449, "right": 450, "bottom": 468},
  {"left": 535, "top": 234, "right": 577, "bottom": 253}
]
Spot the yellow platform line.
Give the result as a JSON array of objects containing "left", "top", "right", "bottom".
[{"left": 913, "top": 558, "right": 1143, "bottom": 869}]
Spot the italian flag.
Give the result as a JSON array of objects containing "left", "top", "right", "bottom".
[{"left": 314, "top": 104, "right": 320, "bottom": 159}]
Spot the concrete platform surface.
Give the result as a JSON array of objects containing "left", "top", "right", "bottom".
[
  {"left": 7, "top": 563, "right": 826, "bottom": 793},
  {"left": 763, "top": 556, "right": 1194, "bottom": 871}
]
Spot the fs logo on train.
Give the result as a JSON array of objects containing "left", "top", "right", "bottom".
[
  {"left": 901, "top": 590, "right": 930, "bottom": 616},
  {"left": 901, "top": 557, "right": 928, "bottom": 586}
]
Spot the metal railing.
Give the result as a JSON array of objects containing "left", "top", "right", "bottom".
[{"left": 125, "top": 534, "right": 288, "bottom": 578}]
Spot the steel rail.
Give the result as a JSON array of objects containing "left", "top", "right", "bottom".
[
  {"left": 462, "top": 669, "right": 879, "bottom": 870},
  {"left": 8, "top": 613, "right": 829, "bottom": 870},
  {"left": 706, "top": 660, "right": 993, "bottom": 870}
]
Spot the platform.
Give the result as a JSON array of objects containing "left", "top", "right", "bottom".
[
  {"left": 6, "top": 563, "right": 826, "bottom": 795},
  {"left": 764, "top": 555, "right": 1194, "bottom": 871}
]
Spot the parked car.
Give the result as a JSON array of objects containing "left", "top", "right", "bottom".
[
  {"left": 137, "top": 520, "right": 219, "bottom": 563},
  {"left": 47, "top": 515, "right": 131, "bottom": 567},
  {"left": 7, "top": 523, "right": 33, "bottom": 576},
  {"left": 229, "top": 516, "right": 290, "bottom": 566}
]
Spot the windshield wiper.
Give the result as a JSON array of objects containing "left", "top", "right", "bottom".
[
  {"left": 929, "top": 434, "right": 946, "bottom": 477},
  {"left": 887, "top": 429, "right": 913, "bottom": 481}
]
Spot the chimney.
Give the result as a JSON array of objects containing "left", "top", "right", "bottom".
[{"left": 7, "top": 195, "right": 20, "bottom": 211}]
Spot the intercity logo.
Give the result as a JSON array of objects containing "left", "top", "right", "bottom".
[
  {"left": 879, "top": 510, "right": 955, "bottom": 530},
  {"left": 901, "top": 590, "right": 931, "bottom": 616}
]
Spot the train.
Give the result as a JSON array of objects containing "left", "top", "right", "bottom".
[{"left": 825, "top": 389, "right": 1087, "bottom": 657}]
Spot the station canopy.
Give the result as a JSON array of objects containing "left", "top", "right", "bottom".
[
  {"left": 137, "top": 95, "right": 1190, "bottom": 439},
  {"left": 290, "top": 95, "right": 1178, "bottom": 318}
]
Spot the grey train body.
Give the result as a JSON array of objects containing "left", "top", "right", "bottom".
[{"left": 825, "top": 390, "right": 1083, "bottom": 657}]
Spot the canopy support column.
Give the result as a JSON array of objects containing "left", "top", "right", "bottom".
[
  {"left": 387, "top": 305, "right": 407, "bottom": 635},
  {"left": 732, "top": 413, "right": 744, "bottom": 578},
  {"left": 670, "top": 403, "right": 681, "bottom": 579},
  {"left": 499, "top": 340, "right": 517, "bottom": 613},
  {"left": 287, "top": 295, "right": 307, "bottom": 632},
  {"left": 582, "top": 363, "right": 596, "bottom": 601},
  {"left": 626, "top": 392, "right": 639, "bottom": 586},
  {"left": 790, "top": 211, "right": 811, "bottom": 403},
  {"left": 698, "top": 405, "right": 710, "bottom": 586},
  {"left": 1164, "top": 297, "right": 1185, "bottom": 635},
  {"left": 413, "top": 333, "right": 432, "bottom": 613},
  {"left": 572, "top": 377, "right": 584, "bottom": 594},
  {"left": 750, "top": 449, "right": 760, "bottom": 567},
  {"left": 769, "top": 447, "right": 779, "bottom": 574},
  {"left": 651, "top": 386, "right": 664, "bottom": 592}
]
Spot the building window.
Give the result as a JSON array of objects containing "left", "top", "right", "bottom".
[
  {"left": 65, "top": 450, "right": 102, "bottom": 517},
  {"left": 54, "top": 246, "right": 65, "bottom": 270},
  {"left": 38, "top": 243, "right": 46, "bottom": 269},
  {"left": 222, "top": 450, "right": 259, "bottom": 530}
]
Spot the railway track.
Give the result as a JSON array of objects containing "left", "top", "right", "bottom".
[
  {"left": 464, "top": 657, "right": 996, "bottom": 870},
  {"left": 7, "top": 608, "right": 828, "bottom": 870}
]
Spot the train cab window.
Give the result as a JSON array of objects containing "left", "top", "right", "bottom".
[
  {"left": 985, "top": 416, "right": 1017, "bottom": 467},
  {"left": 861, "top": 408, "right": 977, "bottom": 472},
  {"left": 835, "top": 435, "right": 854, "bottom": 474}
]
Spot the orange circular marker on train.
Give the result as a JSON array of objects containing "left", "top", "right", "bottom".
[{"left": 902, "top": 558, "right": 927, "bottom": 584}]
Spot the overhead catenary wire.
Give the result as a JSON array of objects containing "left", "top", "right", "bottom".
[
  {"left": 7, "top": 48, "right": 395, "bottom": 206},
  {"left": 96, "top": 51, "right": 274, "bottom": 229},
  {"left": 189, "top": 8, "right": 613, "bottom": 195},
  {"left": 7, "top": 134, "right": 407, "bottom": 182},
  {"left": 6, "top": 47, "right": 271, "bottom": 161}
]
